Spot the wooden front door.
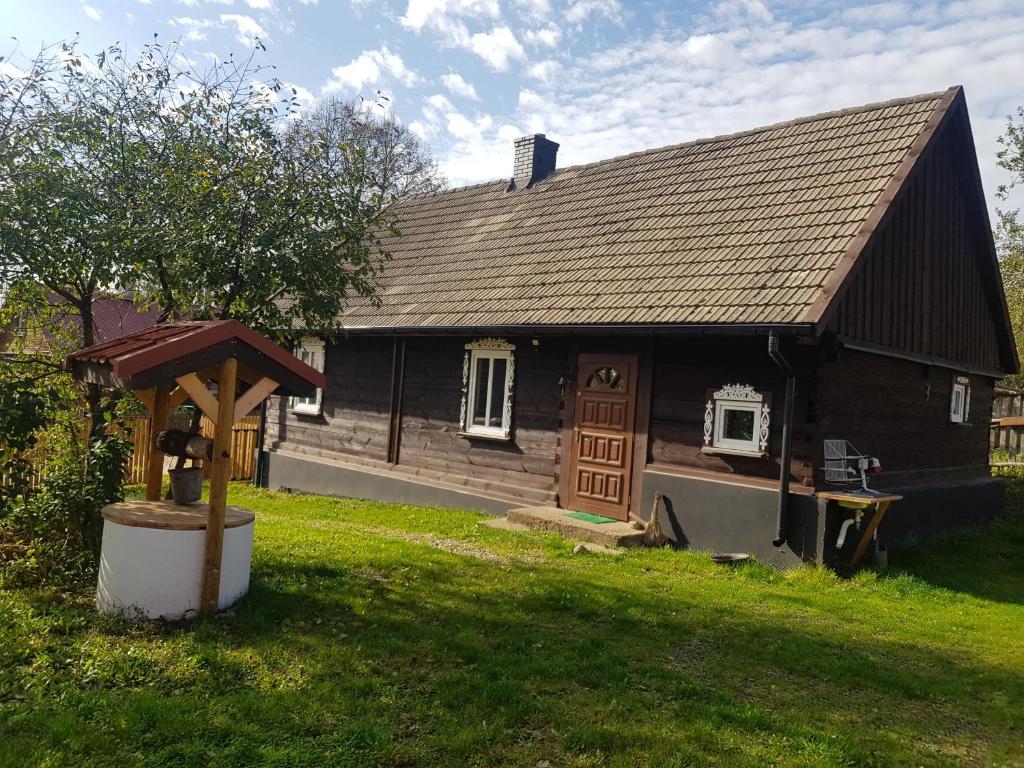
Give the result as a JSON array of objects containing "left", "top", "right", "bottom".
[{"left": 568, "top": 354, "right": 638, "bottom": 521}]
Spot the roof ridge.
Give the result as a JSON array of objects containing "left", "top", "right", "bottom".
[{"left": 399, "top": 87, "right": 958, "bottom": 201}]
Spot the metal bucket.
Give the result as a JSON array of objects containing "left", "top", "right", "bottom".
[{"left": 168, "top": 467, "right": 203, "bottom": 505}]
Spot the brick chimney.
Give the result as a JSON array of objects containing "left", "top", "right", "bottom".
[{"left": 511, "top": 134, "right": 559, "bottom": 190}]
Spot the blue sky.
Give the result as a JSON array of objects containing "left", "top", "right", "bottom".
[{"left": 3, "top": 0, "right": 1023, "bottom": 211}]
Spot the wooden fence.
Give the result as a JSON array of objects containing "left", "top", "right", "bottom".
[
  {"left": 991, "top": 387, "right": 1024, "bottom": 464},
  {"left": 9, "top": 411, "right": 261, "bottom": 489},
  {"left": 124, "top": 412, "right": 261, "bottom": 484}
]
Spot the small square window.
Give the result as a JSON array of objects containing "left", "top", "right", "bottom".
[
  {"left": 949, "top": 376, "right": 970, "bottom": 424},
  {"left": 291, "top": 338, "right": 325, "bottom": 415},
  {"left": 703, "top": 383, "right": 770, "bottom": 457}
]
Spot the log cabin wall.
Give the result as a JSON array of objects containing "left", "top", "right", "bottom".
[
  {"left": 264, "top": 336, "right": 392, "bottom": 462},
  {"left": 397, "top": 336, "right": 565, "bottom": 505},
  {"left": 646, "top": 337, "right": 819, "bottom": 486},
  {"left": 826, "top": 117, "right": 1004, "bottom": 372},
  {"left": 815, "top": 348, "right": 993, "bottom": 487}
]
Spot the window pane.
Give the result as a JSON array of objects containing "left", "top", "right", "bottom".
[
  {"left": 723, "top": 408, "right": 755, "bottom": 442},
  {"left": 586, "top": 367, "right": 625, "bottom": 391},
  {"left": 471, "top": 357, "right": 490, "bottom": 426},
  {"left": 488, "top": 357, "right": 507, "bottom": 427}
]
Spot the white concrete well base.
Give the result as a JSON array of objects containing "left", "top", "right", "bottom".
[{"left": 96, "top": 501, "right": 255, "bottom": 620}]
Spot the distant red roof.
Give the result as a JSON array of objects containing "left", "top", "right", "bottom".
[
  {"left": 48, "top": 294, "right": 161, "bottom": 344},
  {"left": 65, "top": 320, "right": 325, "bottom": 396}
]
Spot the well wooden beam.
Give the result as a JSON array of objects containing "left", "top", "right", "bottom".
[
  {"left": 201, "top": 357, "right": 237, "bottom": 615},
  {"left": 168, "top": 385, "right": 190, "bottom": 410},
  {"left": 134, "top": 386, "right": 188, "bottom": 413},
  {"left": 176, "top": 373, "right": 220, "bottom": 425},
  {"left": 144, "top": 386, "right": 172, "bottom": 501},
  {"left": 133, "top": 388, "right": 155, "bottom": 412},
  {"left": 233, "top": 376, "right": 278, "bottom": 423}
]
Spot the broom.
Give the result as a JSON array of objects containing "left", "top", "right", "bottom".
[{"left": 628, "top": 491, "right": 669, "bottom": 547}]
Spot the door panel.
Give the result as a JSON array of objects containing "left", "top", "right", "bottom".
[{"left": 567, "top": 354, "right": 637, "bottom": 520}]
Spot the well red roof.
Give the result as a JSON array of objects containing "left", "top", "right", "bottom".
[{"left": 65, "top": 320, "right": 326, "bottom": 393}]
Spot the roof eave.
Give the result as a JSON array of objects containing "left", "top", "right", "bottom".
[{"left": 293, "top": 322, "right": 819, "bottom": 337}]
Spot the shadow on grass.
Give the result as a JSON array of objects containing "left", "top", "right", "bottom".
[
  {"left": 128, "top": 554, "right": 1022, "bottom": 764},
  {"left": 882, "top": 477, "right": 1024, "bottom": 606},
  {"left": 6, "top": 503, "right": 1024, "bottom": 767}
]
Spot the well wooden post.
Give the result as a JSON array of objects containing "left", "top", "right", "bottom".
[
  {"left": 144, "top": 385, "right": 171, "bottom": 501},
  {"left": 201, "top": 357, "right": 238, "bottom": 615}
]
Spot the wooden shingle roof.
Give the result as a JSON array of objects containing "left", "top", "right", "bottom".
[{"left": 338, "top": 88, "right": 958, "bottom": 331}]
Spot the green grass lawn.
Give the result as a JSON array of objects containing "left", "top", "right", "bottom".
[{"left": 2, "top": 482, "right": 1024, "bottom": 767}]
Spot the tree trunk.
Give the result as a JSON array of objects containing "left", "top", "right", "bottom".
[{"left": 78, "top": 296, "right": 107, "bottom": 440}]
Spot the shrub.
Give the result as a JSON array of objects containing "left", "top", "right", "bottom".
[{"left": 0, "top": 385, "right": 133, "bottom": 587}]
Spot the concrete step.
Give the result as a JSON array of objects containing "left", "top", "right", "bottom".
[
  {"left": 478, "top": 518, "right": 531, "bottom": 533},
  {"left": 505, "top": 507, "right": 646, "bottom": 548}
]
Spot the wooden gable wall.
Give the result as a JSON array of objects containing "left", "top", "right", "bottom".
[{"left": 826, "top": 111, "right": 1008, "bottom": 373}]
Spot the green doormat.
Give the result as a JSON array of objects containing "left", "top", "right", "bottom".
[{"left": 567, "top": 511, "right": 618, "bottom": 524}]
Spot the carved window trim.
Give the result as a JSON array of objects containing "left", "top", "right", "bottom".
[
  {"left": 290, "top": 337, "right": 325, "bottom": 416},
  {"left": 460, "top": 338, "right": 516, "bottom": 439},
  {"left": 702, "top": 383, "right": 771, "bottom": 457},
  {"left": 950, "top": 375, "right": 971, "bottom": 424}
]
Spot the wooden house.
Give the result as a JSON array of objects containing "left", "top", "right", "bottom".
[{"left": 262, "top": 86, "right": 1016, "bottom": 566}]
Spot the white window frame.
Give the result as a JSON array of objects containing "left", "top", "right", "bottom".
[
  {"left": 290, "top": 337, "right": 325, "bottom": 416},
  {"left": 459, "top": 338, "right": 515, "bottom": 439},
  {"left": 950, "top": 376, "right": 971, "bottom": 424},
  {"left": 702, "top": 383, "right": 771, "bottom": 457}
]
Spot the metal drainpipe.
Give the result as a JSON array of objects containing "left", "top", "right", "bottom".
[
  {"left": 252, "top": 398, "right": 268, "bottom": 488},
  {"left": 768, "top": 330, "right": 796, "bottom": 547}
]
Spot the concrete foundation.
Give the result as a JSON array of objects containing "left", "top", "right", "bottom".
[
  {"left": 265, "top": 450, "right": 519, "bottom": 515},
  {"left": 265, "top": 450, "right": 1004, "bottom": 569}
]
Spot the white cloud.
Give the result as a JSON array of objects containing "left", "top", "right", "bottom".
[
  {"left": 0, "top": 61, "right": 28, "bottom": 79},
  {"left": 246, "top": 0, "right": 274, "bottom": 8},
  {"left": 399, "top": 0, "right": 500, "bottom": 33},
  {"left": 418, "top": 91, "right": 496, "bottom": 151},
  {"left": 171, "top": 16, "right": 214, "bottom": 41},
  {"left": 525, "top": 59, "right": 560, "bottom": 82},
  {"left": 425, "top": 93, "right": 456, "bottom": 113},
  {"left": 523, "top": 24, "right": 561, "bottom": 47},
  {"left": 517, "top": 88, "right": 545, "bottom": 110},
  {"left": 285, "top": 82, "right": 317, "bottom": 115},
  {"left": 441, "top": 72, "right": 480, "bottom": 100},
  {"left": 82, "top": 4, "right": 102, "bottom": 20},
  {"left": 220, "top": 14, "right": 267, "bottom": 46},
  {"left": 324, "top": 47, "right": 420, "bottom": 94},
  {"left": 713, "top": 0, "right": 772, "bottom": 24},
  {"left": 408, "top": 119, "right": 431, "bottom": 139},
  {"left": 426, "top": 0, "right": 1024, "bottom": 219},
  {"left": 468, "top": 26, "right": 525, "bottom": 71},
  {"left": 399, "top": 0, "right": 523, "bottom": 70},
  {"left": 513, "top": 0, "right": 551, "bottom": 19},
  {"left": 564, "top": 0, "right": 621, "bottom": 25}
]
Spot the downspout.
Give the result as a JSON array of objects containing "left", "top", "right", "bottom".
[
  {"left": 768, "top": 330, "right": 796, "bottom": 547},
  {"left": 252, "top": 398, "right": 268, "bottom": 488}
]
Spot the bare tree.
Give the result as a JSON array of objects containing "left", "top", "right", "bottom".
[{"left": 285, "top": 96, "right": 446, "bottom": 211}]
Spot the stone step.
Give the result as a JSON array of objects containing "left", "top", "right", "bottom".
[
  {"left": 478, "top": 517, "right": 531, "bottom": 533},
  {"left": 505, "top": 507, "right": 646, "bottom": 548}
]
